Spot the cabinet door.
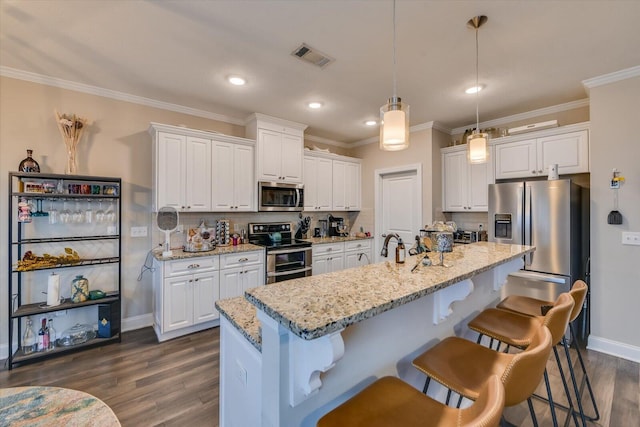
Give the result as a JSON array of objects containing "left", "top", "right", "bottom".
[
  {"left": 316, "top": 158, "right": 334, "bottom": 210},
  {"left": 468, "top": 161, "right": 490, "bottom": 211},
  {"left": 328, "top": 255, "right": 345, "bottom": 273},
  {"left": 495, "top": 139, "right": 537, "bottom": 179},
  {"left": 312, "top": 255, "right": 330, "bottom": 276},
  {"left": 193, "top": 271, "right": 220, "bottom": 324},
  {"left": 281, "top": 133, "right": 303, "bottom": 183},
  {"left": 242, "top": 264, "right": 265, "bottom": 291},
  {"left": 234, "top": 144, "right": 255, "bottom": 211},
  {"left": 442, "top": 151, "right": 468, "bottom": 211},
  {"left": 303, "top": 156, "right": 318, "bottom": 210},
  {"left": 185, "top": 137, "right": 212, "bottom": 211},
  {"left": 345, "top": 162, "right": 361, "bottom": 210},
  {"left": 537, "top": 130, "right": 589, "bottom": 175},
  {"left": 332, "top": 161, "right": 347, "bottom": 210},
  {"left": 163, "top": 275, "right": 192, "bottom": 332},
  {"left": 220, "top": 267, "right": 244, "bottom": 300},
  {"left": 211, "top": 140, "right": 235, "bottom": 210},
  {"left": 157, "top": 133, "right": 186, "bottom": 210},
  {"left": 257, "top": 129, "right": 283, "bottom": 181}
]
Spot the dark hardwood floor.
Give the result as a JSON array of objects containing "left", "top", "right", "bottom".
[{"left": 1, "top": 327, "right": 638, "bottom": 426}]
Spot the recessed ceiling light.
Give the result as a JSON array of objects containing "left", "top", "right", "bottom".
[
  {"left": 228, "top": 76, "right": 246, "bottom": 86},
  {"left": 465, "top": 85, "right": 484, "bottom": 94},
  {"left": 365, "top": 120, "right": 377, "bottom": 126},
  {"left": 308, "top": 102, "right": 323, "bottom": 109}
]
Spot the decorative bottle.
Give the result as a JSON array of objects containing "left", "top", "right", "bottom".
[
  {"left": 395, "top": 238, "right": 406, "bottom": 264},
  {"left": 18, "top": 149, "right": 40, "bottom": 173},
  {"left": 38, "top": 317, "right": 49, "bottom": 352},
  {"left": 48, "top": 319, "right": 57, "bottom": 350},
  {"left": 22, "top": 317, "right": 36, "bottom": 354}
]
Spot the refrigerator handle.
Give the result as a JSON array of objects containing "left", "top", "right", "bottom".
[{"left": 524, "top": 186, "right": 533, "bottom": 266}]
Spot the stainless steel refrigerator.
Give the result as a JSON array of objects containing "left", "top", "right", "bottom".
[{"left": 488, "top": 179, "right": 584, "bottom": 303}]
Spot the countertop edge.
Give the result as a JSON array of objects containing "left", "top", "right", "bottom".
[
  {"left": 215, "top": 298, "right": 262, "bottom": 352},
  {"left": 152, "top": 244, "right": 264, "bottom": 261}
]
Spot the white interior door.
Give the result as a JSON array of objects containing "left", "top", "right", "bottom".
[{"left": 375, "top": 165, "right": 422, "bottom": 262}]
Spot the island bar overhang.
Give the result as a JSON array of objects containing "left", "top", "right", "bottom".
[{"left": 218, "top": 242, "right": 535, "bottom": 427}]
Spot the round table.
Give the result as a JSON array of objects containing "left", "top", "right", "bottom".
[{"left": 0, "top": 386, "right": 121, "bottom": 427}]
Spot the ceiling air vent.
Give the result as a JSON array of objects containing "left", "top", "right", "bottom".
[{"left": 291, "top": 43, "right": 334, "bottom": 69}]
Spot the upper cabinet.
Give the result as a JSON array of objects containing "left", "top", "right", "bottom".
[
  {"left": 246, "top": 114, "right": 308, "bottom": 184},
  {"left": 494, "top": 125, "right": 589, "bottom": 180},
  {"left": 304, "top": 151, "right": 362, "bottom": 212},
  {"left": 442, "top": 145, "right": 494, "bottom": 212},
  {"left": 149, "top": 123, "right": 256, "bottom": 212},
  {"left": 303, "top": 155, "right": 333, "bottom": 211},
  {"left": 333, "top": 160, "right": 361, "bottom": 211}
]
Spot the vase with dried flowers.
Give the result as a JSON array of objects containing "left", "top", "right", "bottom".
[{"left": 55, "top": 110, "right": 87, "bottom": 174}]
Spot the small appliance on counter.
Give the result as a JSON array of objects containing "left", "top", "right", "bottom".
[
  {"left": 328, "top": 215, "right": 348, "bottom": 237},
  {"left": 452, "top": 229, "right": 487, "bottom": 244}
]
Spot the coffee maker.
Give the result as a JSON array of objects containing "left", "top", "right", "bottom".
[{"left": 328, "top": 215, "right": 347, "bottom": 237}]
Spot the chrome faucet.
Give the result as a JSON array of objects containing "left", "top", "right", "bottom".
[{"left": 380, "top": 233, "right": 400, "bottom": 257}]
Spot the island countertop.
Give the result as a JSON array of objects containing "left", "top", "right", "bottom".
[{"left": 245, "top": 242, "right": 534, "bottom": 340}]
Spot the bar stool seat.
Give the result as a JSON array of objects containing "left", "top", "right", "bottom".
[{"left": 317, "top": 375, "right": 504, "bottom": 427}]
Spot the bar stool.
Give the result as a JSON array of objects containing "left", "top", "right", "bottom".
[
  {"left": 412, "top": 326, "right": 553, "bottom": 427},
  {"left": 496, "top": 280, "right": 598, "bottom": 424},
  {"left": 317, "top": 374, "right": 504, "bottom": 427},
  {"left": 468, "top": 293, "right": 576, "bottom": 427}
]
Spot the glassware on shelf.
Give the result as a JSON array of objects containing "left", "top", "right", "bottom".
[
  {"left": 18, "top": 149, "right": 40, "bottom": 173},
  {"left": 84, "top": 200, "right": 93, "bottom": 224},
  {"left": 48, "top": 319, "right": 57, "bottom": 350},
  {"left": 72, "top": 201, "right": 84, "bottom": 223},
  {"left": 17, "top": 199, "right": 32, "bottom": 223},
  {"left": 96, "top": 201, "right": 105, "bottom": 223},
  {"left": 32, "top": 199, "right": 49, "bottom": 217},
  {"left": 59, "top": 201, "right": 71, "bottom": 224},
  {"left": 48, "top": 200, "right": 58, "bottom": 225},
  {"left": 22, "top": 317, "right": 36, "bottom": 354},
  {"left": 105, "top": 201, "right": 116, "bottom": 223}
]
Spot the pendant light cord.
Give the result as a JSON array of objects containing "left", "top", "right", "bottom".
[
  {"left": 392, "top": 0, "right": 397, "bottom": 98},
  {"left": 475, "top": 25, "right": 480, "bottom": 132}
]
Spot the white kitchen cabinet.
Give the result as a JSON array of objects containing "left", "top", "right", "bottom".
[
  {"left": 246, "top": 114, "right": 308, "bottom": 184},
  {"left": 303, "top": 155, "right": 333, "bottom": 211},
  {"left": 332, "top": 160, "right": 361, "bottom": 211},
  {"left": 442, "top": 146, "right": 494, "bottom": 212},
  {"left": 219, "top": 250, "right": 265, "bottom": 299},
  {"left": 344, "top": 239, "right": 373, "bottom": 269},
  {"left": 212, "top": 139, "right": 255, "bottom": 211},
  {"left": 494, "top": 128, "right": 589, "bottom": 179},
  {"left": 312, "top": 242, "right": 345, "bottom": 275},
  {"left": 151, "top": 131, "right": 211, "bottom": 212},
  {"left": 153, "top": 256, "right": 220, "bottom": 342}
]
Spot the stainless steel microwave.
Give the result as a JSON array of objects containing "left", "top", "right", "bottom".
[{"left": 258, "top": 182, "right": 304, "bottom": 212}]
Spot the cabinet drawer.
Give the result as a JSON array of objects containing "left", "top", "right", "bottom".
[
  {"left": 345, "top": 240, "right": 371, "bottom": 252},
  {"left": 166, "top": 256, "right": 219, "bottom": 276},
  {"left": 220, "top": 250, "right": 264, "bottom": 269},
  {"left": 312, "top": 242, "right": 344, "bottom": 256}
]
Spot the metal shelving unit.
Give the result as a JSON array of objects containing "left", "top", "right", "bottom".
[{"left": 7, "top": 172, "right": 122, "bottom": 369}]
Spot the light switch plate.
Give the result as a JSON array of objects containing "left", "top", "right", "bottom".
[
  {"left": 131, "top": 226, "right": 148, "bottom": 237},
  {"left": 622, "top": 231, "right": 640, "bottom": 246}
]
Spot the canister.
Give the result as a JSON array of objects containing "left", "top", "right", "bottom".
[{"left": 71, "top": 275, "right": 90, "bottom": 303}]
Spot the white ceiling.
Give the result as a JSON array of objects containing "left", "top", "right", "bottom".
[{"left": 2, "top": 0, "right": 639, "bottom": 144}]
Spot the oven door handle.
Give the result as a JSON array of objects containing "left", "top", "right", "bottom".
[
  {"left": 267, "top": 266, "right": 313, "bottom": 277},
  {"left": 268, "top": 247, "right": 312, "bottom": 256}
]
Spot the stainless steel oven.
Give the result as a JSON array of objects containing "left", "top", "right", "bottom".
[
  {"left": 248, "top": 222, "right": 312, "bottom": 284},
  {"left": 258, "top": 182, "right": 304, "bottom": 212}
]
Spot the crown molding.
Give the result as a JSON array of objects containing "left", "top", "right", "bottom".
[
  {"left": 450, "top": 98, "right": 590, "bottom": 136},
  {"left": 582, "top": 65, "right": 640, "bottom": 91},
  {"left": 0, "top": 66, "right": 245, "bottom": 126}
]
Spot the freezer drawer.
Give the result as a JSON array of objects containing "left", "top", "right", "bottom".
[{"left": 500, "top": 271, "right": 571, "bottom": 304}]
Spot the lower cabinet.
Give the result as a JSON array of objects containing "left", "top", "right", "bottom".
[
  {"left": 312, "top": 239, "right": 373, "bottom": 275},
  {"left": 153, "top": 250, "right": 264, "bottom": 342},
  {"left": 220, "top": 251, "right": 265, "bottom": 300},
  {"left": 344, "top": 240, "right": 373, "bottom": 269}
]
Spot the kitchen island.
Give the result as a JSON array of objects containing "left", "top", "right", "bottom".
[{"left": 216, "top": 242, "right": 534, "bottom": 427}]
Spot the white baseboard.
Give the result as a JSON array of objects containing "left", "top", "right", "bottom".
[
  {"left": 587, "top": 335, "right": 640, "bottom": 363},
  {"left": 121, "top": 313, "right": 154, "bottom": 332}
]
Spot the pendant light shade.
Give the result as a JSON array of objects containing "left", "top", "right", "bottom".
[
  {"left": 380, "top": 0, "right": 409, "bottom": 151},
  {"left": 467, "top": 15, "right": 488, "bottom": 164}
]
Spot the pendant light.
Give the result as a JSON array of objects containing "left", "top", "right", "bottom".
[
  {"left": 380, "top": 0, "right": 409, "bottom": 151},
  {"left": 467, "top": 15, "right": 489, "bottom": 164}
]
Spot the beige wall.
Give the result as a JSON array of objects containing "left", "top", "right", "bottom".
[
  {"left": 588, "top": 75, "right": 640, "bottom": 350},
  {"left": 0, "top": 76, "right": 245, "bottom": 350}
]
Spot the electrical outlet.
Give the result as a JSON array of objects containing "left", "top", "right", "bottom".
[
  {"left": 622, "top": 231, "right": 640, "bottom": 246},
  {"left": 55, "top": 310, "right": 67, "bottom": 317},
  {"left": 130, "top": 226, "right": 148, "bottom": 237},
  {"left": 176, "top": 224, "right": 184, "bottom": 233},
  {"left": 235, "top": 359, "right": 247, "bottom": 387}
]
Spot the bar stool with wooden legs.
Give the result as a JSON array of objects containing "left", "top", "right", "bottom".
[
  {"left": 467, "top": 293, "right": 576, "bottom": 427},
  {"left": 317, "top": 374, "right": 505, "bottom": 427},
  {"left": 412, "top": 325, "right": 553, "bottom": 427},
  {"left": 496, "top": 280, "right": 599, "bottom": 424}
]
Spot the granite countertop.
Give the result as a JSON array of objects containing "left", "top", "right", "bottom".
[
  {"left": 304, "top": 236, "right": 373, "bottom": 244},
  {"left": 216, "top": 297, "right": 262, "bottom": 352},
  {"left": 152, "top": 243, "right": 264, "bottom": 261},
  {"left": 245, "top": 242, "right": 534, "bottom": 340}
]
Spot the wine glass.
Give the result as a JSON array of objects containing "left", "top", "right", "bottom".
[
  {"left": 48, "top": 200, "right": 58, "bottom": 225},
  {"left": 84, "top": 200, "right": 93, "bottom": 224},
  {"left": 72, "top": 201, "right": 84, "bottom": 223},
  {"left": 105, "top": 201, "right": 116, "bottom": 223},
  {"left": 96, "top": 201, "right": 105, "bottom": 223},
  {"left": 59, "top": 201, "right": 71, "bottom": 224}
]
